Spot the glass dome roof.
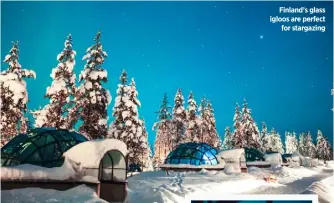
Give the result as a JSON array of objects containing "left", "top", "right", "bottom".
[
  {"left": 164, "top": 142, "right": 220, "bottom": 166},
  {"left": 1, "top": 128, "right": 88, "bottom": 168}
]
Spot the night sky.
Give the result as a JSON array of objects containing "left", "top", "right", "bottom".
[{"left": 2, "top": 1, "right": 333, "bottom": 146}]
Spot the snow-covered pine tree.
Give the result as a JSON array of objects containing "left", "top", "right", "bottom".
[
  {"left": 139, "top": 118, "right": 153, "bottom": 172},
  {"left": 303, "top": 131, "right": 316, "bottom": 158},
  {"left": 108, "top": 70, "right": 128, "bottom": 140},
  {"left": 316, "top": 130, "right": 327, "bottom": 161},
  {"left": 31, "top": 34, "right": 76, "bottom": 129},
  {"left": 260, "top": 122, "right": 270, "bottom": 153},
  {"left": 205, "top": 100, "right": 220, "bottom": 147},
  {"left": 222, "top": 126, "right": 232, "bottom": 150},
  {"left": 184, "top": 91, "right": 201, "bottom": 143},
  {"left": 172, "top": 88, "right": 187, "bottom": 145},
  {"left": 285, "top": 131, "right": 298, "bottom": 154},
  {"left": 240, "top": 99, "right": 261, "bottom": 149},
  {"left": 1, "top": 41, "right": 36, "bottom": 146},
  {"left": 315, "top": 130, "right": 332, "bottom": 163},
  {"left": 152, "top": 93, "right": 173, "bottom": 168},
  {"left": 68, "top": 32, "right": 111, "bottom": 139},
  {"left": 268, "top": 128, "right": 284, "bottom": 154},
  {"left": 231, "top": 103, "right": 244, "bottom": 148},
  {"left": 198, "top": 97, "right": 208, "bottom": 143},
  {"left": 299, "top": 133, "right": 306, "bottom": 156},
  {"left": 119, "top": 78, "right": 144, "bottom": 166}
]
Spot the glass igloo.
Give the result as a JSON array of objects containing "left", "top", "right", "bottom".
[
  {"left": 164, "top": 142, "right": 220, "bottom": 166},
  {"left": 1, "top": 128, "right": 88, "bottom": 168}
]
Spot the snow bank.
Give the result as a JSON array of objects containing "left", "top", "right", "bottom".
[
  {"left": 301, "top": 175, "right": 334, "bottom": 203},
  {"left": 160, "top": 163, "right": 225, "bottom": 169},
  {"left": 223, "top": 163, "right": 241, "bottom": 174},
  {"left": 1, "top": 158, "right": 76, "bottom": 181},
  {"left": 218, "top": 148, "right": 245, "bottom": 161},
  {"left": 1, "top": 185, "right": 107, "bottom": 203},
  {"left": 264, "top": 153, "right": 282, "bottom": 167},
  {"left": 64, "top": 139, "right": 127, "bottom": 169},
  {"left": 126, "top": 170, "right": 269, "bottom": 203},
  {"left": 325, "top": 160, "right": 334, "bottom": 169}
]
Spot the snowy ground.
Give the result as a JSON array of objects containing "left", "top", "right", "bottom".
[{"left": 1, "top": 165, "right": 333, "bottom": 203}]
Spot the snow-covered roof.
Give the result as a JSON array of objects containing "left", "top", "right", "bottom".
[
  {"left": 63, "top": 139, "right": 127, "bottom": 168},
  {"left": 217, "top": 148, "right": 245, "bottom": 160}
]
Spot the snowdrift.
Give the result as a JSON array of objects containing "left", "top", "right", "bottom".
[
  {"left": 1, "top": 158, "right": 76, "bottom": 181},
  {"left": 1, "top": 185, "right": 107, "bottom": 203},
  {"left": 301, "top": 175, "right": 334, "bottom": 203},
  {"left": 264, "top": 153, "right": 282, "bottom": 167}
]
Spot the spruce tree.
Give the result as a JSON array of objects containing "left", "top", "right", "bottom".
[
  {"left": 304, "top": 131, "right": 316, "bottom": 158},
  {"left": 316, "top": 134, "right": 332, "bottom": 163},
  {"left": 185, "top": 91, "right": 201, "bottom": 143},
  {"left": 299, "top": 133, "right": 306, "bottom": 156},
  {"left": 152, "top": 93, "right": 173, "bottom": 168},
  {"left": 172, "top": 88, "right": 187, "bottom": 145},
  {"left": 120, "top": 78, "right": 144, "bottom": 165},
  {"left": 268, "top": 128, "right": 284, "bottom": 154},
  {"left": 222, "top": 126, "right": 232, "bottom": 150},
  {"left": 32, "top": 34, "right": 76, "bottom": 129},
  {"left": 205, "top": 100, "right": 220, "bottom": 147},
  {"left": 231, "top": 103, "right": 244, "bottom": 148},
  {"left": 68, "top": 32, "right": 111, "bottom": 139},
  {"left": 1, "top": 41, "right": 36, "bottom": 146},
  {"left": 240, "top": 99, "right": 261, "bottom": 148},
  {"left": 285, "top": 131, "right": 298, "bottom": 154},
  {"left": 260, "top": 122, "right": 270, "bottom": 153},
  {"left": 108, "top": 70, "right": 128, "bottom": 140}
]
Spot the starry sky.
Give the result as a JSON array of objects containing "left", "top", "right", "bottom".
[{"left": 1, "top": 1, "right": 333, "bottom": 147}]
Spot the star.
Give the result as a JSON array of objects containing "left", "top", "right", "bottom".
[
  {"left": 158, "top": 39, "right": 161, "bottom": 43},
  {"left": 260, "top": 35, "right": 264, "bottom": 39},
  {"left": 261, "top": 66, "right": 265, "bottom": 69},
  {"left": 148, "top": 64, "right": 150, "bottom": 67},
  {"left": 201, "top": 44, "right": 204, "bottom": 48},
  {"left": 245, "top": 84, "right": 248, "bottom": 87},
  {"left": 197, "top": 28, "right": 200, "bottom": 31},
  {"left": 21, "top": 9, "right": 24, "bottom": 12},
  {"left": 310, "top": 84, "right": 314, "bottom": 88},
  {"left": 226, "top": 11, "right": 229, "bottom": 14}
]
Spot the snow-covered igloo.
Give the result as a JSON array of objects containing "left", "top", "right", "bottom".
[
  {"left": 1, "top": 135, "right": 129, "bottom": 203},
  {"left": 160, "top": 142, "right": 225, "bottom": 171}
]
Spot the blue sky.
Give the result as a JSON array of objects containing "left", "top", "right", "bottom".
[{"left": 2, "top": 1, "right": 333, "bottom": 146}]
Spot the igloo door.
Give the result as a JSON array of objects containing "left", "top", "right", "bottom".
[{"left": 98, "top": 150, "right": 128, "bottom": 202}]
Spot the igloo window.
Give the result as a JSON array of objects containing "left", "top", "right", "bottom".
[
  {"left": 1, "top": 128, "right": 88, "bottom": 168},
  {"left": 164, "top": 142, "right": 220, "bottom": 166}
]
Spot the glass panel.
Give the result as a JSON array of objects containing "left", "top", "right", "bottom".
[
  {"left": 170, "top": 159, "right": 179, "bottom": 164},
  {"left": 102, "top": 168, "right": 113, "bottom": 180},
  {"left": 109, "top": 151, "right": 126, "bottom": 169},
  {"left": 210, "top": 158, "right": 218, "bottom": 165},
  {"left": 102, "top": 153, "right": 113, "bottom": 168},
  {"left": 179, "top": 158, "right": 190, "bottom": 164},
  {"left": 113, "top": 169, "right": 126, "bottom": 181},
  {"left": 24, "top": 151, "right": 42, "bottom": 163}
]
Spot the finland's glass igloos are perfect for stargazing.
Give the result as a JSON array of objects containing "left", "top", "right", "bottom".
[
  {"left": 1, "top": 128, "right": 88, "bottom": 168},
  {"left": 164, "top": 142, "right": 220, "bottom": 166}
]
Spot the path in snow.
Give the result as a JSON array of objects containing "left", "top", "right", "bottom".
[{"left": 245, "top": 173, "right": 331, "bottom": 195}]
